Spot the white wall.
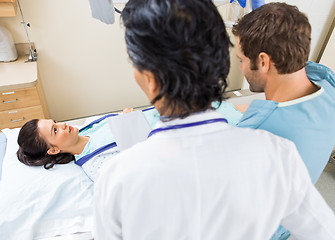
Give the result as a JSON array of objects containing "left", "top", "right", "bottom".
[
  {"left": 1, "top": 1, "right": 149, "bottom": 121},
  {"left": 319, "top": 17, "right": 335, "bottom": 70},
  {"left": 0, "top": 0, "right": 334, "bottom": 120},
  {"left": 0, "top": 0, "right": 245, "bottom": 121}
]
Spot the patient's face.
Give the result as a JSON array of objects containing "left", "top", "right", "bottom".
[{"left": 37, "top": 119, "right": 79, "bottom": 153}]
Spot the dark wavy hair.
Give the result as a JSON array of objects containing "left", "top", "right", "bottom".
[
  {"left": 122, "top": 0, "right": 232, "bottom": 118},
  {"left": 17, "top": 119, "right": 74, "bottom": 169},
  {"left": 232, "top": 2, "right": 311, "bottom": 74}
]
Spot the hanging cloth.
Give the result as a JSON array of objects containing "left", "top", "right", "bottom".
[{"left": 88, "top": 0, "right": 115, "bottom": 24}]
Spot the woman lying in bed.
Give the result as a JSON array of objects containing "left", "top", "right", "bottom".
[
  {"left": 17, "top": 107, "right": 142, "bottom": 181},
  {"left": 17, "top": 104, "right": 243, "bottom": 181}
]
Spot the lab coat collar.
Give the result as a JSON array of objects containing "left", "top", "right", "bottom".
[{"left": 155, "top": 109, "right": 224, "bottom": 129}]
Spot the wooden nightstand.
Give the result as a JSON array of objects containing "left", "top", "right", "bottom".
[
  {"left": 0, "top": 86, "right": 48, "bottom": 129},
  {"left": 0, "top": 47, "right": 49, "bottom": 129}
]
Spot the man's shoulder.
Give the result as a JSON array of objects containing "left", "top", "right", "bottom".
[
  {"left": 237, "top": 100, "right": 278, "bottom": 129},
  {"left": 306, "top": 61, "right": 335, "bottom": 88}
]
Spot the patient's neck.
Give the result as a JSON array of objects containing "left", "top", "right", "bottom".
[{"left": 68, "top": 136, "right": 90, "bottom": 155}]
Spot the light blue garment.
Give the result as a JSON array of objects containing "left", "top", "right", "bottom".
[
  {"left": 142, "top": 107, "right": 161, "bottom": 128},
  {"left": 270, "top": 226, "right": 290, "bottom": 240},
  {"left": 238, "top": 61, "right": 335, "bottom": 240},
  {"left": 213, "top": 101, "right": 243, "bottom": 126},
  {"left": 75, "top": 119, "right": 115, "bottom": 161},
  {"left": 142, "top": 103, "right": 242, "bottom": 128}
]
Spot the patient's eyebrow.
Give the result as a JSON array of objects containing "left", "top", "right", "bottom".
[{"left": 50, "top": 119, "right": 56, "bottom": 136}]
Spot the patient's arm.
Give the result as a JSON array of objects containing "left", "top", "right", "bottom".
[{"left": 234, "top": 105, "right": 249, "bottom": 113}]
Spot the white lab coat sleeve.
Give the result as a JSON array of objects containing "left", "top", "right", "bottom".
[
  {"left": 280, "top": 143, "right": 335, "bottom": 240},
  {"left": 93, "top": 165, "right": 123, "bottom": 240}
]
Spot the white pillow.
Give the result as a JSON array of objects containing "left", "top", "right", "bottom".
[{"left": 0, "top": 128, "right": 94, "bottom": 240}]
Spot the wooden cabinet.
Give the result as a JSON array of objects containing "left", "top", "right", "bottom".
[
  {"left": 0, "top": 45, "right": 49, "bottom": 129},
  {"left": 0, "top": 0, "right": 17, "bottom": 17},
  {"left": 0, "top": 86, "right": 46, "bottom": 129}
]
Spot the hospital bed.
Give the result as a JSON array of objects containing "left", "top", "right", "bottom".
[{"left": 0, "top": 92, "right": 259, "bottom": 239}]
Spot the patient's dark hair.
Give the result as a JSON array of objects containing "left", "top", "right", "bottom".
[
  {"left": 17, "top": 119, "right": 74, "bottom": 169},
  {"left": 122, "top": 0, "right": 232, "bottom": 118}
]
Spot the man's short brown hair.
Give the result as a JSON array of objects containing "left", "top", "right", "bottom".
[{"left": 232, "top": 2, "right": 311, "bottom": 74}]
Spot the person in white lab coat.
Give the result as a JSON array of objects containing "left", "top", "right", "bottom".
[{"left": 93, "top": 0, "right": 335, "bottom": 239}]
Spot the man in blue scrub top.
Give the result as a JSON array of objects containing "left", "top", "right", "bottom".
[{"left": 232, "top": 2, "right": 335, "bottom": 240}]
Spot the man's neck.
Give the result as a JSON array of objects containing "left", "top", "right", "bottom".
[{"left": 264, "top": 67, "right": 319, "bottom": 102}]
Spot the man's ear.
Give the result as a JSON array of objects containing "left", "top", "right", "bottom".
[
  {"left": 258, "top": 52, "right": 271, "bottom": 73},
  {"left": 47, "top": 147, "right": 60, "bottom": 155},
  {"left": 143, "top": 70, "right": 159, "bottom": 97}
]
